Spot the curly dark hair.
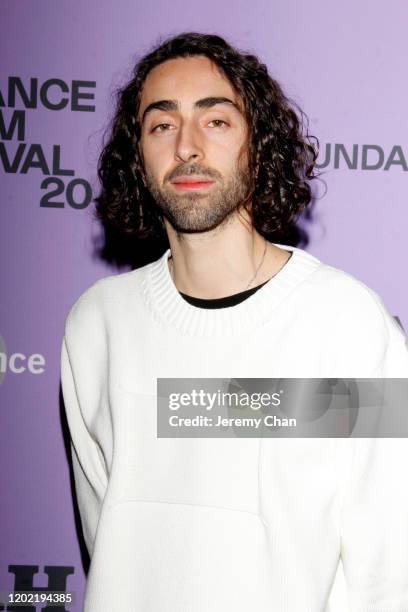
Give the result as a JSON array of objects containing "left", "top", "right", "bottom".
[{"left": 94, "top": 31, "right": 319, "bottom": 246}]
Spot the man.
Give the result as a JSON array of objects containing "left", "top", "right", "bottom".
[{"left": 61, "top": 32, "right": 408, "bottom": 611}]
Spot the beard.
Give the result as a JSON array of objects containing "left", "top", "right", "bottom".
[{"left": 144, "top": 159, "right": 252, "bottom": 233}]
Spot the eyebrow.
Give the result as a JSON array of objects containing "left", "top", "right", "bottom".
[{"left": 140, "top": 96, "right": 241, "bottom": 123}]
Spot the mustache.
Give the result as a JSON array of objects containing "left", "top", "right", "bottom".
[{"left": 167, "top": 163, "right": 223, "bottom": 182}]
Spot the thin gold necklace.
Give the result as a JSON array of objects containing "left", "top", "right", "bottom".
[
  {"left": 169, "top": 237, "right": 268, "bottom": 293},
  {"left": 243, "top": 237, "right": 267, "bottom": 291}
]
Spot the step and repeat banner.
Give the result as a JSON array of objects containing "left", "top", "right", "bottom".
[{"left": 1, "top": 1, "right": 407, "bottom": 610}]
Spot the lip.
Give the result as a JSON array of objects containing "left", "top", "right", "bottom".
[{"left": 170, "top": 176, "right": 215, "bottom": 191}]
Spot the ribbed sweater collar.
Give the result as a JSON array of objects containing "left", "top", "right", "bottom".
[{"left": 141, "top": 243, "right": 322, "bottom": 337}]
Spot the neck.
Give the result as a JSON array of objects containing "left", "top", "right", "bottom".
[{"left": 164, "top": 212, "right": 292, "bottom": 299}]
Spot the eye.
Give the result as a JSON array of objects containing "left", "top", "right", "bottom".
[
  {"left": 208, "top": 119, "right": 229, "bottom": 128},
  {"left": 151, "top": 123, "right": 174, "bottom": 133}
]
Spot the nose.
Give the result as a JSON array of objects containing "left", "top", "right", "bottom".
[{"left": 174, "top": 120, "right": 204, "bottom": 163}]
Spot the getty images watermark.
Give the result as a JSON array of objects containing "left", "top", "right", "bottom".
[{"left": 157, "top": 378, "right": 408, "bottom": 438}]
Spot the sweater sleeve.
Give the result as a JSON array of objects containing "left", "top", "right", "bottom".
[
  {"left": 337, "top": 297, "right": 408, "bottom": 610},
  {"left": 60, "top": 283, "right": 109, "bottom": 558}
]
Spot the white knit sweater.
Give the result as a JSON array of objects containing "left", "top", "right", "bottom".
[{"left": 61, "top": 243, "right": 408, "bottom": 611}]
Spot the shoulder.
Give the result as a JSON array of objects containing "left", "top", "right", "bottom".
[
  {"left": 293, "top": 250, "right": 406, "bottom": 374},
  {"left": 316, "top": 265, "right": 387, "bottom": 314},
  {"left": 291, "top": 247, "right": 393, "bottom": 328},
  {"left": 63, "top": 260, "right": 155, "bottom": 339}
]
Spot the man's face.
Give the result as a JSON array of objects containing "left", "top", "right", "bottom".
[{"left": 138, "top": 55, "right": 251, "bottom": 233}]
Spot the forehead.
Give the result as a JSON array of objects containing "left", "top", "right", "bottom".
[{"left": 139, "top": 55, "right": 241, "bottom": 113}]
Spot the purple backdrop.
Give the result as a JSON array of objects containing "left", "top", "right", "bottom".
[{"left": 1, "top": 1, "right": 407, "bottom": 610}]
